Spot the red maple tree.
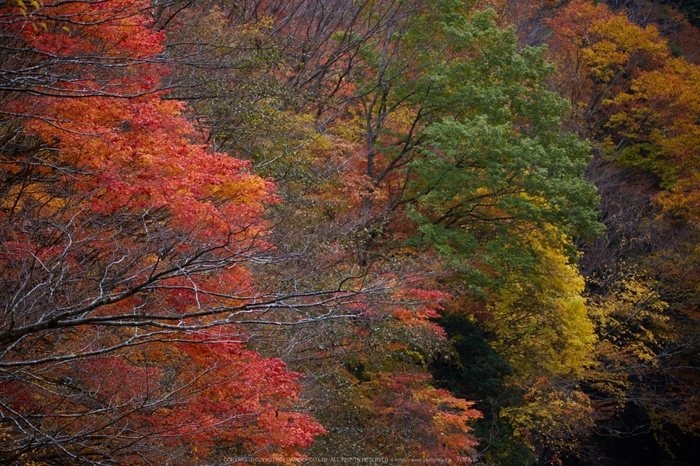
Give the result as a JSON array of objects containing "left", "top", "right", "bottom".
[{"left": 0, "top": 1, "right": 326, "bottom": 463}]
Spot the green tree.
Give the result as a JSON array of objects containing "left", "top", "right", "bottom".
[{"left": 406, "top": 7, "right": 601, "bottom": 287}]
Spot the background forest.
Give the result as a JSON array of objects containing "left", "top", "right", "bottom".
[{"left": 1, "top": 0, "right": 700, "bottom": 464}]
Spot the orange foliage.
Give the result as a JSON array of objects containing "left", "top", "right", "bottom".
[
  {"left": 548, "top": 0, "right": 700, "bottom": 221},
  {"left": 369, "top": 373, "right": 481, "bottom": 462},
  {"left": 548, "top": 0, "right": 668, "bottom": 136}
]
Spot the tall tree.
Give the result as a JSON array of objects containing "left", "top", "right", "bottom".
[{"left": 0, "top": 1, "right": 352, "bottom": 463}]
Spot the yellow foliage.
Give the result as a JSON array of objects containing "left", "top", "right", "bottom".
[
  {"left": 490, "top": 230, "right": 596, "bottom": 380},
  {"left": 485, "top": 228, "right": 597, "bottom": 464},
  {"left": 501, "top": 378, "right": 594, "bottom": 457},
  {"left": 588, "top": 274, "right": 670, "bottom": 366}
]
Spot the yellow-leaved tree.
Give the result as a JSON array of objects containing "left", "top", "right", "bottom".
[{"left": 492, "top": 230, "right": 596, "bottom": 463}]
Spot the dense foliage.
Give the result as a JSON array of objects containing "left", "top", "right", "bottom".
[{"left": 1, "top": 0, "right": 699, "bottom": 464}]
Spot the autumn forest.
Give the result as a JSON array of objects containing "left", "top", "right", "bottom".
[{"left": 2, "top": 0, "right": 700, "bottom": 464}]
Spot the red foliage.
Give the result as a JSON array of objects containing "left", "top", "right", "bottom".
[
  {"left": 0, "top": 1, "right": 322, "bottom": 463},
  {"left": 369, "top": 373, "right": 481, "bottom": 462}
]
